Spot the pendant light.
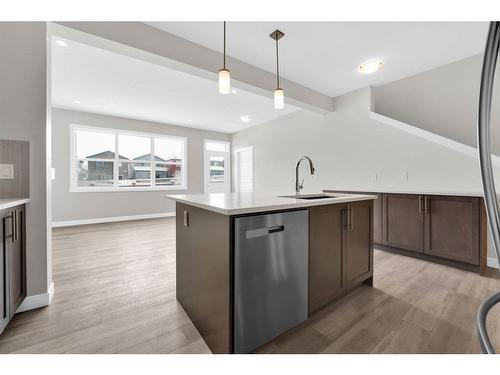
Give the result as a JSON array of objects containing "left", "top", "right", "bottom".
[
  {"left": 219, "top": 21, "right": 230, "bottom": 94},
  {"left": 270, "top": 29, "right": 285, "bottom": 109}
]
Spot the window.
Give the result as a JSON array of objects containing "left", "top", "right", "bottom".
[{"left": 70, "top": 125, "right": 186, "bottom": 192}]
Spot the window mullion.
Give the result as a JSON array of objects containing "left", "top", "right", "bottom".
[
  {"left": 114, "top": 133, "right": 119, "bottom": 188},
  {"left": 151, "top": 136, "right": 156, "bottom": 188}
]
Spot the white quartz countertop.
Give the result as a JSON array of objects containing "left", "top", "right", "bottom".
[
  {"left": 165, "top": 192, "right": 376, "bottom": 215},
  {"left": 323, "top": 188, "right": 485, "bottom": 197},
  {"left": 0, "top": 198, "right": 30, "bottom": 211}
]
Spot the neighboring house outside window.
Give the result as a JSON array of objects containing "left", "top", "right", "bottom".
[{"left": 70, "top": 125, "right": 187, "bottom": 192}]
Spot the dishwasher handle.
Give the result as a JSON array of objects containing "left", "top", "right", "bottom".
[{"left": 268, "top": 225, "right": 285, "bottom": 234}]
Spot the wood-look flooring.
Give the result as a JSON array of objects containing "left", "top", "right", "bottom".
[{"left": 0, "top": 217, "right": 499, "bottom": 354}]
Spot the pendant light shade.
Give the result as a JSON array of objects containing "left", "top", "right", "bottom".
[
  {"left": 270, "top": 29, "right": 285, "bottom": 109},
  {"left": 274, "top": 88, "right": 284, "bottom": 109},
  {"left": 219, "top": 68, "right": 231, "bottom": 95},
  {"left": 219, "top": 22, "right": 231, "bottom": 95}
]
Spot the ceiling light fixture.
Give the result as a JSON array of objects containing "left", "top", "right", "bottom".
[
  {"left": 73, "top": 100, "right": 81, "bottom": 104},
  {"left": 359, "top": 59, "right": 383, "bottom": 74},
  {"left": 231, "top": 89, "right": 237, "bottom": 94},
  {"left": 218, "top": 21, "right": 230, "bottom": 95},
  {"left": 270, "top": 30, "right": 285, "bottom": 110},
  {"left": 240, "top": 115, "right": 251, "bottom": 123},
  {"left": 56, "top": 39, "right": 68, "bottom": 47}
]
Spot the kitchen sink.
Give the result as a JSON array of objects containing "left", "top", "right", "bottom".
[{"left": 280, "top": 193, "right": 341, "bottom": 200}]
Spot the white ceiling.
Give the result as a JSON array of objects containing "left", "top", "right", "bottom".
[
  {"left": 51, "top": 38, "right": 300, "bottom": 134},
  {"left": 146, "top": 22, "right": 489, "bottom": 97}
]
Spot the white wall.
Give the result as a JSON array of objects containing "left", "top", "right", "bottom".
[
  {"left": 374, "top": 54, "right": 500, "bottom": 155},
  {"left": 51, "top": 108, "right": 229, "bottom": 223},
  {"left": 232, "top": 87, "right": 490, "bottom": 196},
  {"left": 0, "top": 22, "right": 50, "bottom": 297}
]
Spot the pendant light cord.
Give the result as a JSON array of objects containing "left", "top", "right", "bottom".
[
  {"left": 275, "top": 38, "right": 280, "bottom": 88},
  {"left": 223, "top": 21, "right": 226, "bottom": 69}
]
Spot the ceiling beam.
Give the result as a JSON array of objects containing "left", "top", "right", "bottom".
[{"left": 52, "top": 22, "right": 333, "bottom": 114}]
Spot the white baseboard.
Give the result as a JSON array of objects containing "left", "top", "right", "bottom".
[
  {"left": 52, "top": 212, "right": 176, "bottom": 228},
  {"left": 16, "top": 282, "right": 54, "bottom": 313},
  {"left": 488, "top": 256, "right": 499, "bottom": 269}
]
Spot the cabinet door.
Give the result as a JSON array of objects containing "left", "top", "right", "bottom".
[
  {"left": 345, "top": 201, "right": 373, "bottom": 285},
  {"left": 1, "top": 209, "right": 12, "bottom": 334},
  {"left": 383, "top": 194, "right": 424, "bottom": 253},
  {"left": 8, "top": 206, "right": 26, "bottom": 318},
  {"left": 373, "top": 193, "right": 383, "bottom": 244},
  {"left": 309, "top": 204, "right": 345, "bottom": 313},
  {"left": 424, "top": 196, "right": 480, "bottom": 265}
]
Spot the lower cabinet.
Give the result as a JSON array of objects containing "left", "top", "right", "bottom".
[
  {"left": 424, "top": 196, "right": 480, "bottom": 265},
  {"left": 309, "top": 200, "right": 373, "bottom": 314},
  {"left": 0, "top": 205, "right": 26, "bottom": 336},
  {"left": 378, "top": 194, "right": 482, "bottom": 269},
  {"left": 382, "top": 194, "right": 424, "bottom": 253},
  {"left": 346, "top": 201, "right": 373, "bottom": 286},
  {"left": 309, "top": 204, "right": 344, "bottom": 313}
]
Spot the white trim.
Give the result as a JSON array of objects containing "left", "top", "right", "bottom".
[
  {"left": 69, "top": 124, "right": 188, "bottom": 192},
  {"left": 488, "top": 256, "right": 499, "bottom": 269},
  {"left": 369, "top": 111, "right": 500, "bottom": 167},
  {"left": 16, "top": 282, "right": 55, "bottom": 314},
  {"left": 52, "top": 212, "right": 175, "bottom": 228}
]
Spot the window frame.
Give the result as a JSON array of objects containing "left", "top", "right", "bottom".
[{"left": 69, "top": 124, "right": 187, "bottom": 192}]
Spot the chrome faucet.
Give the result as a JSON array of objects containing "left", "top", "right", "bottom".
[{"left": 295, "top": 156, "right": 315, "bottom": 195}]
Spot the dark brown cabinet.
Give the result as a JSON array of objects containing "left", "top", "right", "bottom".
[
  {"left": 346, "top": 201, "right": 373, "bottom": 285},
  {"left": 309, "top": 200, "right": 373, "bottom": 313},
  {"left": 372, "top": 193, "right": 383, "bottom": 244},
  {"left": 424, "top": 196, "right": 480, "bottom": 265},
  {"left": 0, "top": 209, "right": 8, "bottom": 335},
  {"left": 0, "top": 204, "right": 26, "bottom": 336},
  {"left": 382, "top": 194, "right": 424, "bottom": 253},
  {"left": 378, "top": 193, "right": 482, "bottom": 269},
  {"left": 309, "top": 204, "right": 345, "bottom": 313}
]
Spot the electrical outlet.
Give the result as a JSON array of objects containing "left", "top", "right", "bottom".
[
  {"left": 370, "top": 173, "right": 378, "bottom": 182},
  {"left": 0, "top": 164, "right": 14, "bottom": 180},
  {"left": 401, "top": 171, "right": 408, "bottom": 181}
]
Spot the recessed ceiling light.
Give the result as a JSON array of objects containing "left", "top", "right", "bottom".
[
  {"left": 359, "top": 60, "right": 383, "bottom": 74},
  {"left": 231, "top": 89, "right": 237, "bottom": 94},
  {"left": 187, "top": 119, "right": 192, "bottom": 122},
  {"left": 74, "top": 100, "right": 81, "bottom": 104},
  {"left": 56, "top": 39, "right": 68, "bottom": 47},
  {"left": 240, "top": 115, "right": 251, "bottom": 123}
]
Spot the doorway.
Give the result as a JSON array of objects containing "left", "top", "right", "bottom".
[{"left": 204, "top": 140, "right": 230, "bottom": 193}]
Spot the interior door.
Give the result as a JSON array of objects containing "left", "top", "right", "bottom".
[
  {"left": 424, "top": 196, "right": 480, "bottom": 265},
  {"left": 204, "top": 140, "right": 230, "bottom": 194},
  {"left": 383, "top": 194, "right": 424, "bottom": 253}
]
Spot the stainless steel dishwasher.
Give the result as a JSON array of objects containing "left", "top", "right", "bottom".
[{"left": 234, "top": 209, "right": 309, "bottom": 353}]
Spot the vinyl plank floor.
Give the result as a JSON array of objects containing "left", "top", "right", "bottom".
[{"left": 0, "top": 218, "right": 499, "bottom": 354}]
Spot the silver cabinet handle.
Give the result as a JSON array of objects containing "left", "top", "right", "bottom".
[
  {"left": 418, "top": 196, "right": 423, "bottom": 213},
  {"left": 424, "top": 197, "right": 430, "bottom": 214}
]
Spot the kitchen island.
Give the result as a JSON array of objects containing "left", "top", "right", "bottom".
[{"left": 165, "top": 192, "right": 376, "bottom": 354}]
